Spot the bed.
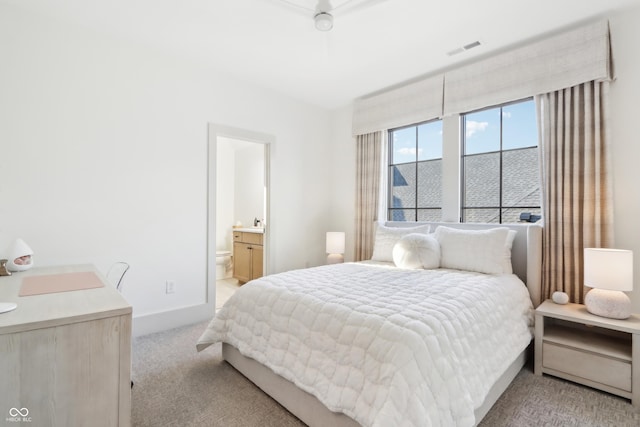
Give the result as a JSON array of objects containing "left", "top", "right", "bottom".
[{"left": 197, "top": 222, "right": 543, "bottom": 426}]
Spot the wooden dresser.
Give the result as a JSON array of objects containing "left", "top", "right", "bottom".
[{"left": 0, "top": 265, "right": 132, "bottom": 426}]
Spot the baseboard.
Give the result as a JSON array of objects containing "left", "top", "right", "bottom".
[{"left": 132, "top": 303, "right": 215, "bottom": 337}]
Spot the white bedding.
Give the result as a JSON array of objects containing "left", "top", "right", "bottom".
[{"left": 197, "top": 262, "right": 534, "bottom": 427}]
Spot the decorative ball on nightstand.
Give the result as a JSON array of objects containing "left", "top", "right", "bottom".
[{"left": 552, "top": 291, "right": 569, "bottom": 304}]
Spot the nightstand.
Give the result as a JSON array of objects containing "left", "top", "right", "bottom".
[{"left": 535, "top": 299, "right": 640, "bottom": 406}]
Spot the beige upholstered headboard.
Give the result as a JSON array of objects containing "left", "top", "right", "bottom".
[{"left": 385, "top": 222, "right": 543, "bottom": 307}]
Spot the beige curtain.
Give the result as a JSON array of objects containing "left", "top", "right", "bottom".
[
  {"left": 355, "top": 132, "right": 382, "bottom": 261},
  {"left": 536, "top": 81, "right": 614, "bottom": 303}
]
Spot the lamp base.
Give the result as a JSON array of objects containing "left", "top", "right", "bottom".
[
  {"left": 585, "top": 288, "right": 631, "bottom": 319},
  {"left": 326, "top": 254, "right": 344, "bottom": 265}
]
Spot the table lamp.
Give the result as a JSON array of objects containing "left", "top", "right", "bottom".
[
  {"left": 7, "top": 238, "right": 34, "bottom": 272},
  {"left": 326, "top": 232, "right": 345, "bottom": 264},
  {"left": 584, "top": 248, "right": 633, "bottom": 319}
]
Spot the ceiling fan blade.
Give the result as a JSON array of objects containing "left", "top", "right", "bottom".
[
  {"left": 333, "top": 0, "right": 390, "bottom": 16},
  {"left": 316, "top": 0, "right": 334, "bottom": 14},
  {"left": 269, "top": 0, "right": 316, "bottom": 16}
]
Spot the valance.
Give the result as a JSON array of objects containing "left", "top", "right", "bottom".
[
  {"left": 352, "top": 20, "right": 611, "bottom": 134},
  {"left": 443, "top": 20, "right": 611, "bottom": 115},
  {"left": 352, "top": 74, "right": 443, "bottom": 136}
]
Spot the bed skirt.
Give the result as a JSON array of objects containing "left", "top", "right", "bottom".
[{"left": 222, "top": 342, "right": 530, "bottom": 427}]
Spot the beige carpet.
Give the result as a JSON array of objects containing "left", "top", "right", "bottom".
[{"left": 132, "top": 322, "right": 640, "bottom": 427}]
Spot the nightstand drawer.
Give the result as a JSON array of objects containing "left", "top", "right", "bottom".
[{"left": 543, "top": 342, "right": 632, "bottom": 392}]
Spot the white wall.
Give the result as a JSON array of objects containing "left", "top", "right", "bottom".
[
  {"left": 0, "top": 3, "right": 334, "bottom": 334},
  {"left": 234, "top": 144, "right": 265, "bottom": 228},
  {"left": 216, "top": 139, "right": 235, "bottom": 252},
  {"left": 609, "top": 3, "right": 640, "bottom": 312},
  {"left": 328, "top": 106, "right": 356, "bottom": 262}
]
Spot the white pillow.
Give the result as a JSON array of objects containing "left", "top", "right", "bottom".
[
  {"left": 502, "top": 230, "right": 517, "bottom": 274},
  {"left": 370, "top": 223, "right": 431, "bottom": 262},
  {"left": 392, "top": 233, "right": 441, "bottom": 269},
  {"left": 434, "top": 226, "right": 515, "bottom": 274}
]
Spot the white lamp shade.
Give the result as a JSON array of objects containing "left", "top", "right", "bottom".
[
  {"left": 7, "top": 238, "right": 34, "bottom": 272},
  {"left": 584, "top": 248, "right": 633, "bottom": 292},
  {"left": 326, "top": 232, "right": 345, "bottom": 254}
]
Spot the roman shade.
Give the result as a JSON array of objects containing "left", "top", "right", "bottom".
[
  {"left": 352, "top": 19, "right": 612, "bottom": 133},
  {"left": 352, "top": 74, "right": 444, "bottom": 136},
  {"left": 443, "top": 20, "right": 612, "bottom": 115}
]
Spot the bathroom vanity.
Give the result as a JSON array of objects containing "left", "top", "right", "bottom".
[{"left": 233, "top": 228, "right": 264, "bottom": 284}]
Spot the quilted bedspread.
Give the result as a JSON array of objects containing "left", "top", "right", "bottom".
[{"left": 197, "top": 262, "right": 534, "bottom": 427}]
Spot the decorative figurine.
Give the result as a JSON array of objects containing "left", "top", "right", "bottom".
[
  {"left": 0, "top": 259, "right": 11, "bottom": 276},
  {"left": 6, "top": 238, "right": 34, "bottom": 272}
]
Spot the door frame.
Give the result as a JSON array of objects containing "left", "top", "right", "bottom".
[{"left": 207, "top": 123, "right": 272, "bottom": 307}]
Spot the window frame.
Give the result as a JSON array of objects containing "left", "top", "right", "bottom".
[
  {"left": 387, "top": 118, "right": 443, "bottom": 222},
  {"left": 459, "top": 97, "right": 540, "bottom": 224}
]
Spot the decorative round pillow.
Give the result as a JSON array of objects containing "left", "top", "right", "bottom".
[{"left": 392, "top": 233, "right": 440, "bottom": 269}]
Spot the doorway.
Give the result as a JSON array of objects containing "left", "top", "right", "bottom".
[{"left": 207, "top": 124, "right": 271, "bottom": 311}]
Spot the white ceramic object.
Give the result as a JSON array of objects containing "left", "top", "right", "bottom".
[
  {"left": 585, "top": 288, "right": 631, "bottom": 319},
  {"left": 551, "top": 291, "right": 569, "bottom": 305},
  {"left": 7, "top": 238, "right": 34, "bottom": 272},
  {"left": 0, "top": 302, "right": 17, "bottom": 314}
]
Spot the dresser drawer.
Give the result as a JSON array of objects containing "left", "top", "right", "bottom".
[{"left": 543, "top": 342, "right": 632, "bottom": 392}]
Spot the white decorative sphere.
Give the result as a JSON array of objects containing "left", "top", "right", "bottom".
[{"left": 552, "top": 291, "right": 569, "bottom": 305}]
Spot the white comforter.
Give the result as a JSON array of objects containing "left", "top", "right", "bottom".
[{"left": 197, "top": 262, "right": 533, "bottom": 427}]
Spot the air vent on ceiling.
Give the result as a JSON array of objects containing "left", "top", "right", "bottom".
[{"left": 447, "top": 40, "right": 482, "bottom": 56}]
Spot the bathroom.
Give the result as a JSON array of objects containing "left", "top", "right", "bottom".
[{"left": 215, "top": 136, "right": 266, "bottom": 308}]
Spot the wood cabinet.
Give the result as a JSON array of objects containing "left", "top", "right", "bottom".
[
  {"left": 0, "top": 265, "right": 132, "bottom": 426},
  {"left": 233, "top": 231, "right": 264, "bottom": 284},
  {"left": 535, "top": 300, "right": 640, "bottom": 406}
]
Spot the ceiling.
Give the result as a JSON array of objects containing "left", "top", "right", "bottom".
[{"left": 4, "top": 0, "right": 638, "bottom": 109}]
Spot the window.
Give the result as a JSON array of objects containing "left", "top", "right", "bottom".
[
  {"left": 388, "top": 120, "right": 443, "bottom": 221},
  {"left": 461, "top": 99, "right": 540, "bottom": 223}
]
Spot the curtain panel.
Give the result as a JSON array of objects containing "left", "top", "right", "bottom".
[
  {"left": 355, "top": 132, "right": 382, "bottom": 261},
  {"left": 536, "top": 81, "right": 614, "bottom": 303}
]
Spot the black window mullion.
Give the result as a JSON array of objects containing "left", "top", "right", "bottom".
[
  {"left": 460, "top": 115, "right": 466, "bottom": 222},
  {"left": 414, "top": 126, "right": 418, "bottom": 221},
  {"left": 499, "top": 106, "right": 504, "bottom": 223},
  {"left": 387, "top": 130, "right": 393, "bottom": 221}
]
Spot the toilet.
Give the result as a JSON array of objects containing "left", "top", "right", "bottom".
[{"left": 215, "top": 250, "right": 232, "bottom": 279}]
